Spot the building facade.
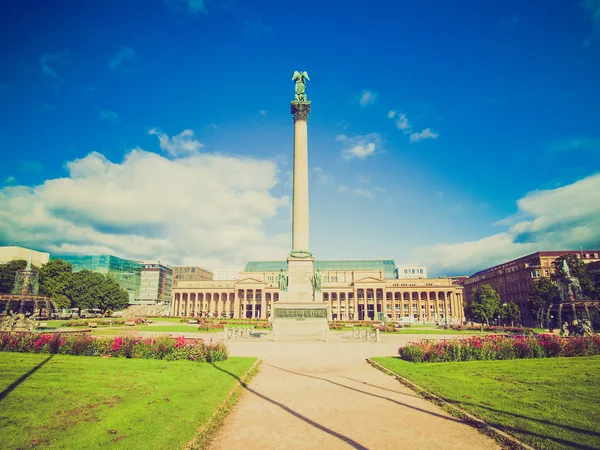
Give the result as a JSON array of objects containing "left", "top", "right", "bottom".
[
  {"left": 396, "top": 266, "right": 428, "bottom": 279},
  {"left": 54, "top": 254, "right": 143, "bottom": 303},
  {"left": 0, "top": 246, "right": 50, "bottom": 268},
  {"left": 213, "top": 269, "right": 239, "bottom": 281},
  {"left": 171, "top": 260, "right": 465, "bottom": 323},
  {"left": 172, "top": 266, "right": 213, "bottom": 287},
  {"left": 138, "top": 262, "right": 173, "bottom": 304},
  {"left": 463, "top": 250, "right": 600, "bottom": 321}
]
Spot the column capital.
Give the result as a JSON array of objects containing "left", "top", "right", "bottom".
[{"left": 291, "top": 101, "right": 311, "bottom": 122}]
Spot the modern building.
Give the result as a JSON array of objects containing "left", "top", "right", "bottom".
[
  {"left": 463, "top": 250, "right": 600, "bottom": 321},
  {"left": 171, "top": 259, "right": 465, "bottom": 323},
  {"left": 396, "top": 266, "right": 428, "bottom": 279},
  {"left": 137, "top": 261, "right": 173, "bottom": 304},
  {"left": 53, "top": 254, "right": 143, "bottom": 303},
  {"left": 213, "top": 269, "right": 239, "bottom": 281},
  {"left": 172, "top": 266, "right": 213, "bottom": 288},
  {"left": 0, "top": 246, "right": 50, "bottom": 268}
]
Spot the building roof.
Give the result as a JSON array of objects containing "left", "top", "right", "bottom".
[
  {"left": 468, "top": 250, "right": 600, "bottom": 279},
  {"left": 244, "top": 259, "right": 398, "bottom": 279}
]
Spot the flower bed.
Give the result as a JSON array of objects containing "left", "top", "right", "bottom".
[
  {"left": 398, "top": 334, "right": 600, "bottom": 363},
  {"left": 0, "top": 332, "right": 228, "bottom": 362},
  {"left": 61, "top": 318, "right": 127, "bottom": 327},
  {"left": 445, "top": 324, "right": 531, "bottom": 333}
]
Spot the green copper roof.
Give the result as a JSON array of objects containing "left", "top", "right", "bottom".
[{"left": 244, "top": 260, "right": 398, "bottom": 279}]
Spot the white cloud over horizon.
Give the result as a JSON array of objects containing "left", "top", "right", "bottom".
[
  {"left": 415, "top": 172, "right": 600, "bottom": 275},
  {"left": 0, "top": 132, "right": 290, "bottom": 270}
]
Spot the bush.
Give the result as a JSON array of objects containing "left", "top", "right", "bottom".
[
  {"left": 0, "top": 332, "right": 228, "bottom": 362},
  {"left": 398, "top": 334, "right": 600, "bottom": 363}
]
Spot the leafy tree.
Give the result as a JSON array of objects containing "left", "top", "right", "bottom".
[
  {"left": 70, "top": 269, "right": 129, "bottom": 312},
  {"left": 528, "top": 278, "right": 559, "bottom": 327},
  {"left": 467, "top": 284, "right": 500, "bottom": 325},
  {"left": 552, "top": 254, "right": 595, "bottom": 299},
  {"left": 39, "top": 259, "right": 74, "bottom": 308},
  {"left": 500, "top": 301, "right": 521, "bottom": 325},
  {"left": 585, "top": 261, "right": 600, "bottom": 298},
  {"left": 0, "top": 260, "right": 27, "bottom": 293}
]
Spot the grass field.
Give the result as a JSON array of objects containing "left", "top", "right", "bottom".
[
  {"left": 372, "top": 356, "right": 600, "bottom": 450},
  {"left": 0, "top": 353, "right": 256, "bottom": 449}
]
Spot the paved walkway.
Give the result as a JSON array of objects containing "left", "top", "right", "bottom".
[{"left": 207, "top": 335, "right": 500, "bottom": 450}]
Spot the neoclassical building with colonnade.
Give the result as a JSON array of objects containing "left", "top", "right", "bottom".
[{"left": 170, "top": 260, "right": 465, "bottom": 323}]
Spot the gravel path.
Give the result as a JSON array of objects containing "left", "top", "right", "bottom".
[{"left": 207, "top": 335, "right": 500, "bottom": 450}]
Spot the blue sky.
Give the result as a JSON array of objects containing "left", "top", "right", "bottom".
[{"left": 1, "top": 0, "right": 599, "bottom": 275}]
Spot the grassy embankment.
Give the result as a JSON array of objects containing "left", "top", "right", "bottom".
[
  {"left": 0, "top": 353, "right": 256, "bottom": 449},
  {"left": 372, "top": 356, "right": 600, "bottom": 450}
]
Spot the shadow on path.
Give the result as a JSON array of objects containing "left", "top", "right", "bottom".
[
  {"left": 0, "top": 355, "right": 53, "bottom": 402},
  {"left": 211, "top": 362, "right": 369, "bottom": 449},
  {"left": 265, "top": 363, "right": 598, "bottom": 450}
]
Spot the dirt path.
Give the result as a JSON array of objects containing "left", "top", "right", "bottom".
[{"left": 207, "top": 338, "right": 500, "bottom": 450}]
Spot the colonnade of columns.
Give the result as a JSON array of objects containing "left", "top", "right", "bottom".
[
  {"left": 170, "top": 287, "right": 464, "bottom": 322},
  {"left": 170, "top": 289, "right": 280, "bottom": 320},
  {"left": 324, "top": 288, "right": 463, "bottom": 322}
]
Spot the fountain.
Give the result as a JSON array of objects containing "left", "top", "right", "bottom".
[
  {"left": 0, "top": 255, "right": 56, "bottom": 331},
  {"left": 551, "top": 259, "right": 600, "bottom": 335}
]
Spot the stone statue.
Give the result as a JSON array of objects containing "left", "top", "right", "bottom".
[
  {"left": 313, "top": 269, "right": 322, "bottom": 292},
  {"left": 278, "top": 269, "right": 288, "bottom": 292},
  {"left": 557, "top": 260, "right": 582, "bottom": 302},
  {"left": 292, "top": 71, "right": 310, "bottom": 102}
]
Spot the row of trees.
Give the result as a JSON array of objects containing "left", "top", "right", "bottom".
[
  {"left": 464, "top": 284, "right": 521, "bottom": 325},
  {"left": 0, "top": 259, "right": 129, "bottom": 312}
]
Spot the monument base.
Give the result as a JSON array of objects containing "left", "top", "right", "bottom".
[{"left": 273, "top": 302, "right": 328, "bottom": 342}]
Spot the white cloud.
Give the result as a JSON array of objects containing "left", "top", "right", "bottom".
[
  {"left": 39, "top": 51, "right": 68, "bottom": 79},
  {"left": 410, "top": 128, "right": 439, "bottom": 143},
  {"left": 99, "top": 110, "right": 119, "bottom": 122},
  {"left": 387, "top": 110, "right": 412, "bottom": 133},
  {"left": 337, "top": 185, "right": 349, "bottom": 193},
  {"left": 4, "top": 176, "right": 16, "bottom": 185},
  {"left": 259, "top": 109, "right": 267, "bottom": 116},
  {"left": 312, "top": 167, "right": 332, "bottom": 185},
  {"left": 358, "top": 90, "right": 377, "bottom": 108},
  {"left": 149, "top": 128, "right": 203, "bottom": 157},
  {"left": 0, "top": 140, "right": 290, "bottom": 268},
  {"left": 415, "top": 172, "right": 600, "bottom": 275},
  {"left": 337, "top": 133, "right": 382, "bottom": 160},
  {"left": 108, "top": 47, "right": 138, "bottom": 71}
]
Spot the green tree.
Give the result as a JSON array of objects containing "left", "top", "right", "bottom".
[
  {"left": 500, "top": 301, "right": 521, "bottom": 326},
  {"left": 70, "top": 270, "right": 129, "bottom": 312},
  {"left": 39, "top": 259, "right": 74, "bottom": 309},
  {"left": 468, "top": 284, "right": 500, "bottom": 325},
  {"left": 585, "top": 261, "right": 600, "bottom": 298},
  {"left": 552, "top": 254, "right": 595, "bottom": 299},
  {"left": 0, "top": 260, "right": 27, "bottom": 293},
  {"left": 528, "top": 278, "right": 559, "bottom": 327}
]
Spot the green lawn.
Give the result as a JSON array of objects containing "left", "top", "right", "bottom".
[
  {"left": 372, "top": 356, "right": 600, "bottom": 450},
  {"left": 0, "top": 353, "right": 256, "bottom": 449}
]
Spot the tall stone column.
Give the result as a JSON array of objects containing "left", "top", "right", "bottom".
[{"left": 291, "top": 102, "right": 311, "bottom": 252}]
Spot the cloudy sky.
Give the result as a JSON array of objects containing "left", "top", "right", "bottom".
[{"left": 1, "top": 0, "right": 599, "bottom": 276}]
